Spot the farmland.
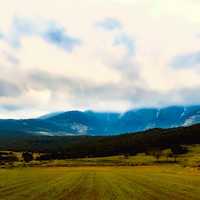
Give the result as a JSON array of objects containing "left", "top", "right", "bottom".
[{"left": 0, "top": 165, "right": 200, "bottom": 200}]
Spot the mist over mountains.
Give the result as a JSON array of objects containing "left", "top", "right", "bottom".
[{"left": 0, "top": 105, "right": 200, "bottom": 136}]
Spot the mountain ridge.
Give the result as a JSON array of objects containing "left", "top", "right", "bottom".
[{"left": 1, "top": 105, "right": 200, "bottom": 136}]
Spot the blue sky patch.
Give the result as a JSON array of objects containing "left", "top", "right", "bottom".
[
  {"left": 96, "top": 18, "right": 121, "bottom": 31},
  {"left": 5, "top": 18, "right": 81, "bottom": 51},
  {"left": 171, "top": 51, "right": 200, "bottom": 68},
  {"left": 113, "top": 34, "right": 135, "bottom": 56},
  {"left": 44, "top": 26, "right": 80, "bottom": 52}
]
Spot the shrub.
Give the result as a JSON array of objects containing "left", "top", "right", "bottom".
[
  {"left": 22, "top": 152, "right": 33, "bottom": 162},
  {"left": 171, "top": 145, "right": 188, "bottom": 162}
]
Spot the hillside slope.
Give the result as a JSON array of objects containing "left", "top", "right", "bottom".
[
  {"left": 1, "top": 105, "right": 200, "bottom": 135},
  {"left": 0, "top": 124, "right": 200, "bottom": 157}
]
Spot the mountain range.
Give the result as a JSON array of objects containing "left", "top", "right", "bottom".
[{"left": 1, "top": 105, "right": 200, "bottom": 136}]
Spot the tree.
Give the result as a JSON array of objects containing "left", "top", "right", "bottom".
[
  {"left": 0, "top": 152, "right": 18, "bottom": 163},
  {"left": 22, "top": 152, "right": 33, "bottom": 162},
  {"left": 163, "top": 149, "right": 173, "bottom": 161},
  {"left": 171, "top": 145, "right": 188, "bottom": 162},
  {"left": 149, "top": 148, "right": 162, "bottom": 162},
  {"left": 123, "top": 153, "right": 130, "bottom": 159}
]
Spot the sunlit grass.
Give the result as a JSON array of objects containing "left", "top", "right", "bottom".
[{"left": 0, "top": 166, "right": 200, "bottom": 200}]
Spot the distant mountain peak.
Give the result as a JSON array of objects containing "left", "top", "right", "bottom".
[{"left": 0, "top": 105, "right": 200, "bottom": 136}]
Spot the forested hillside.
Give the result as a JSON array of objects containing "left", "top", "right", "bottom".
[{"left": 0, "top": 124, "right": 199, "bottom": 158}]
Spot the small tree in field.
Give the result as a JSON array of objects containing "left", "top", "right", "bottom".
[
  {"left": 123, "top": 153, "right": 129, "bottom": 159},
  {"left": 163, "top": 149, "right": 173, "bottom": 161},
  {"left": 154, "top": 150, "right": 162, "bottom": 162},
  {"left": 171, "top": 145, "right": 188, "bottom": 162},
  {"left": 149, "top": 148, "right": 162, "bottom": 162},
  {"left": 22, "top": 152, "right": 33, "bottom": 163}
]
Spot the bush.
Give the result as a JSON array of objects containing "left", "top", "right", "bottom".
[
  {"left": 0, "top": 152, "right": 18, "bottom": 163},
  {"left": 148, "top": 148, "right": 163, "bottom": 162},
  {"left": 171, "top": 145, "right": 188, "bottom": 162},
  {"left": 163, "top": 149, "right": 173, "bottom": 161},
  {"left": 22, "top": 152, "right": 33, "bottom": 162}
]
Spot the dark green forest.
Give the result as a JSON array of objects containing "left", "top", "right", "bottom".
[{"left": 0, "top": 124, "right": 200, "bottom": 159}]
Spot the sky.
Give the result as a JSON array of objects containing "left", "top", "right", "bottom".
[{"left": 0, "top": 0, "right": 200, "bottom": 118}]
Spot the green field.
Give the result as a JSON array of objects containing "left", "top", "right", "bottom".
[
  {"left": 0, "top": 145, "right": 200, "bottom": 200},
  {"left": 0, "top": 165, "right": 200, "bottom": 200}
]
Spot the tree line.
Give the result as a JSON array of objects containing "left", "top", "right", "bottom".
[{"left": 0, "top": 124, "right": 199, "bottom": 160}]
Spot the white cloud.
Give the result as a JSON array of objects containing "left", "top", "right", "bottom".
[{"left": 0, "top": 0, "right": 200, "bottom": 118}]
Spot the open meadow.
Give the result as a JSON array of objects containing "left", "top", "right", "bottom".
[
  {"left": 0, "top": 165, "right": 200, "bottom": 200},
  {"left": 0, "top": 145, "right": 200, "bottom": 200}
]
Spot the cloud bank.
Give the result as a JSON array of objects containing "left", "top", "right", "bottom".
[{"left": 0, "top": 0, "right": 200, "bottom": 118}]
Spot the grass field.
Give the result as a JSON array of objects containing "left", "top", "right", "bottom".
[
  {"left": 0, "top": 145, "right": 200, "bottom": 199},
  {"left": 0, "top": 165, "right": 200, "bottom": 200}
]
